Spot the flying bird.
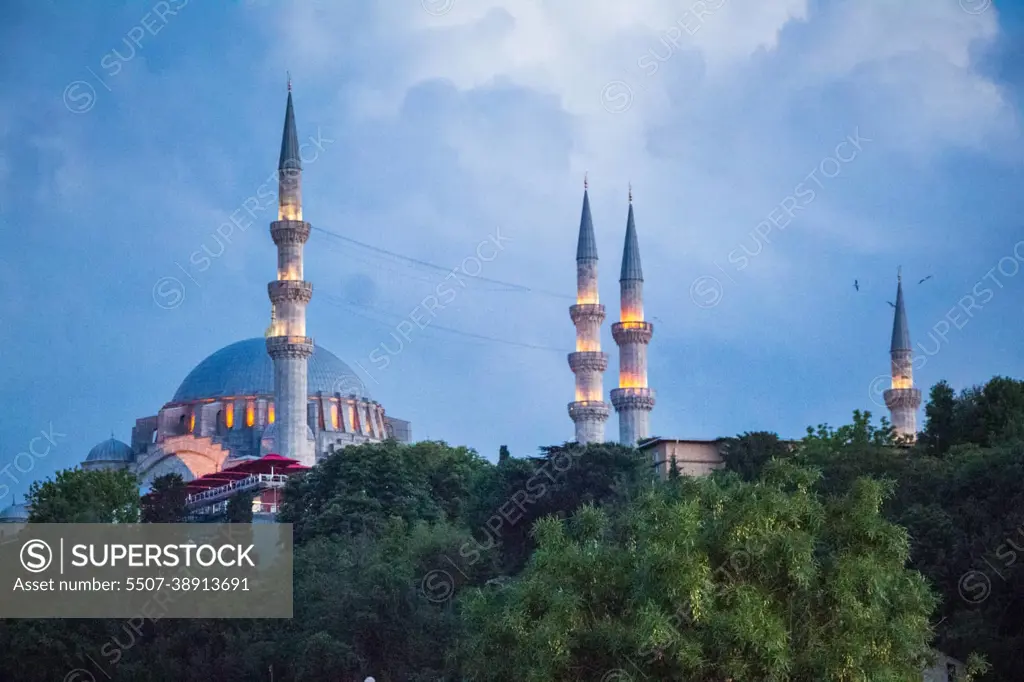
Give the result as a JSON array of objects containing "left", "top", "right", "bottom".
[
  {"left": 854, "top": 280, "right": 860, "bottom": 292},
  {"left": 918, "top": 275, "right": 933, "bottom": 284},
  {"left": 887, "top": 301, "right": 896, "bottom": 308}
]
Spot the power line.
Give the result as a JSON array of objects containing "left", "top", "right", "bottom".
[
  {"left": 319, "top": 294, "right": 571, "bottom": 353},
  {"left": 310, "top": 225, "right": 572, "bottom": 300}
]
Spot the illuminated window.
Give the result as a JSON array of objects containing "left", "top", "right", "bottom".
[
  {"left": 188, "top": 413, "right": 195, "bottom": 434},
  {"left": 349, "top": 403, "right": 359, "bottom": 433},
  {"left": 245, "top": 401, "right": 255, "bottom": 428},
  {"left": 330, "top": 403, "right": 339, "bottom": 430},
  {"left": 225, "top": 403, "right": 234, "bottom": 429},
  {"left": 268, "top": 402, "right": 276, "bottom": 424}
]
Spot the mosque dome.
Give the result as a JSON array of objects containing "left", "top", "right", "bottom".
[
  {"left": 0, "top": 503, "right": 29, "bottom": 522},
  {"left": 171, "top": 338, "right": 369, "bottom": 403},
  {"left": 86, "top": 437, "right": 134, "bottom": 463}
]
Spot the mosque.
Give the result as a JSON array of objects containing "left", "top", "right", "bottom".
[
  {"left": 75, "top": 85, "right": 412, "bottom": 497},
  {"left": 0, "top": 85, "right": 924, "bottom": 522}
]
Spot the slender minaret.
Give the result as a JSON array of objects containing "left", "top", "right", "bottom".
[
  {"left": 266, "top": 79, "right": 315, "bottom": 465},
  {"left": 883, "top": 267, "right": 922, "bottom": 443},
  {"left": 610, "top": 186, "right": 655, "bottom": 445},
  {"left": 567, "top": 175, "right": 610, "bottom": 443}
]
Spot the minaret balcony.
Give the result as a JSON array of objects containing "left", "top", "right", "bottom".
[
  {"left": 568, "top": 400, "right": 610, "bottom": 422},
  {"left": 883, "top": 387, "right": 921, "bottom": 410},
  {"left": 610, "top": 387, "right": 656, "bottom": 411},
  {"left": 268, "top": 280, "right": 313, "bottom": 304},
  {"left": 266, "top": 335, "right": 314, "bottom": 359},
  {"left": 270, "top": 220, "right": 311, "bottom": 245},
  {"left": 611, "top": 321, "right": 653, "bottom": 345},
  {"left": 570, "top": 303, "right": 606, "bottom": 325},
  {"left": 568, "top": 351, "right": 609, "bottom": 373}
]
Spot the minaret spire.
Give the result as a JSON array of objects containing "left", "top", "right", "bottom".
[
  {"left": 266, "top": 84, "right": 315, "bottom": 465},
  {"left": 567, "top": 182, "right": 610, "bottom": 444},
  {"left": 611, "top": 188, "right": 655, "bottom": 448},
  {"left": 883, "top": 267, "right": 921, "bottom": 443}
]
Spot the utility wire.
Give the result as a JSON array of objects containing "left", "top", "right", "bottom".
[
  {"left": 310, "top": 225, "right": 572, "bottom": 300},
  {"left": 319, "top": 294, "right": 571, "bottom": 353}
]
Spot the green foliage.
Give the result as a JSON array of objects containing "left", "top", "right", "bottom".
[
  {"left": 720, "top": 431, "right": 794, "bottom": 481},
  {"left": 141, "top": 473, "right": 187, "bottom": 523},
  {"left": 459, "top": 465, "right": 937, "bottom": 682},
  {"left": 802, "top": 403, "right": 1024, "bottom": 681},
  {"left": 27, "top": 467, "right": 138, "bottom": 523},
  {"left": 463, "top": 442, "right": 649, "bottom": 574},
  {"left": 922, "top": 377, "right": 1024, "bottom": 453},
  {"left": 10, "top": 390, "right": 1024, "bottom": 681},
  {"left": 279, "top": 440, "right": 488, "bottom": 543},
  {"left": 225, "top": 491, "right": 255, "bottom": 523}
]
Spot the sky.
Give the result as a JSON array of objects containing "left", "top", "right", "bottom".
[{"left": 0, "top": 0, "right": 1022, "bottom": 504}]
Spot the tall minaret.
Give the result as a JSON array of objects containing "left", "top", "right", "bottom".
[
  {"left": 883, "top": 268, "right": 922, "bottom": 443},
  {"left": 265, "top": 79, "right": 315, "bottom": 465},
  {"left": 567, "top": 176, "right": 610, "bottom": 443},
  {"left": 610, "top": 186, "right": 655, "bottom": 445}
]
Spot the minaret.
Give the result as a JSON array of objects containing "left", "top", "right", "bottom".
[
  {"left": 610, "top": 186, "right": 655, "bottom": 445},
  {"left": 567, "top": 175, "right": 610, "bottom": 443},
  {"left": 883, "top": 268, "right": 922, "bottom": 443},
  {"left": 265, "top": 79, "right": 315, "bottom": 465}
]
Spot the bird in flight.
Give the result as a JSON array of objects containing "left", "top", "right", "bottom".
[
  {"left": 918, "top": 275, "right": 933, "bottom": 284},
  {"left": 854, "top": 280, "right": 860, "bottom": 291},
  {"left": 887, "top": 301, "right": 896, "bottom": 308}
]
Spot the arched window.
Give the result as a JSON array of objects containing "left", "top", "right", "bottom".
[
  {"left": 216, "top": 410, "right": 224, "bottom": 436},
  {"left": 178, "top": 414, "right": 186, "bottom": 434}
]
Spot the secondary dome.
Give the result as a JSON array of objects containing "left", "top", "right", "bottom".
[
  {"left": 171, "top": 338, "right": 369, "bottom": 403},
  {"left": 0, "top": 503, "right": 29, "bottom": 522},
  {"left": 86, "top": 437, "right": 133, "bottom": 462}
]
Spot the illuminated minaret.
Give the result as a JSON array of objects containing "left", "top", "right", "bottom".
[
  {"left": 610, "top": 186, "right": 655, "bottom": 445},
  {"left": 265, "top": 79, "right": 315, "bottom": 465},
  {"left": 883, "top": 267, "right": 922, "bottom": 443},
  {"left": 567, "top": 176, "right": 610, "bottom": 443}
]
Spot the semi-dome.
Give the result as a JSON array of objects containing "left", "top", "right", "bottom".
[
  {"left": 86, "top": 437, "right": 134, "bottom": 462},
  {"left": 171, "top": 338, "right": 369, "bottom": 403}
]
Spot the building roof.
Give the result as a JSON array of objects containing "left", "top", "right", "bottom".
[
  {"left": 171, "top": 338, "right": 369, "bottom": 403},
  {"left": 279, "top": 91, "right": 301, "bottom": 172},
  {"left": 891, "top": 274, "right": 912, "bottom": 352},
  {"left": 620, "top": 203, "right": 643, "bottom": 282},
  {"left": 85, "top": 437, "right": 134, "bottom": 462},
  {"left": 576, "top": 189, "right": 599, "bottom": 261}
]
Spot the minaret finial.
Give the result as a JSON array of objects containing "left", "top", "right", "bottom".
[
  {"left": 628, "top": 182, "right": 632, "bottom": 203},
  {"left": 287, "top": 71, "right": 292, "bottom": 92},
  {"left": 584, "top": 171, "right": 588, "bottom": 190},
  {"left": 898, "top": 265, "right": 902, "bottom": 283}
]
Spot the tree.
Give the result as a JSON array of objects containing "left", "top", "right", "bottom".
[
  {"left": 922, "top": 380, "right": 957, "bottom": 455},
  {"left": 225, "top": 491, "right": 255, "bottom": 523},
  {"left": 459, "top": 462, "right": 939, "bottom": 681},
  {"left": 279, "top": 440, "right": 488, "bottom": 543},
  {"left": 463, "top": 442, "right": 650, "bottom": 575},
  {"left": 667, "top": 455, "right": 681, "bottom": 480},
  {"left": 27, "top": 467, "right": 138, "bottom": 523},
  {"left": 720, "top": 431, "right": 793, "bottom": 481},
  {"left": 141, "top": 473, "right": 188, "bottom": 523}
]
